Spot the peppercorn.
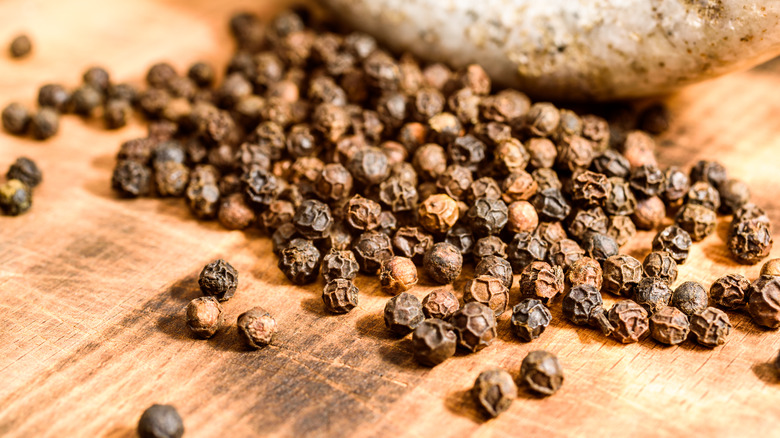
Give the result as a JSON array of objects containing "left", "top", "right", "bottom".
[
  {"left": 146, "top": 62, "right": 177, "bottom": 89},
  {"left": 38, "top": 84, "right": 70, "bottom": 112},
  {"left": 413, "top": 319, "right": 457, "bottom": 367},
  {"left": 643, "top": 251, "right": 678, "bottom": 285},
  {"left": 198, "top": 259, "right": 238, "bottom": 301},
  {"left": 526, "top": 137, "right": 557, "bottom": 169},
  {"left": 519, "top": 261, "right": 564, "bottom": 304},
  {"left": 671, "top": 281, "right": 708, "bottom": 316},
  {"left": 82, "top": 66, "right": 110, "bottom": 94},
  {"left": 434, "top": 165, "right": 470, "bottom": 200},
  {"left": 379, "top": 256, "right": 418, "bottom": 294},
  {"left": 383, "top": 292, "right": 424, "bottom": 336},
  {"left": 6, "top": 157, "right": 42, "bottom": 189},
  {"left": 344, "top": 195, "right": 380, "bottom": 231},
  {"left": 686, "top": 181, "right": 721, "bottom": 212},
  {"left": 602, "top": 254, "right": 643, "bottom": 297},
  {"left": 153, "top": 161, "right": 189, "bottom": 198},
  {"left": 466, "top": 177, "right": 502, "bottom": 203},
  {"left": 2, "top": 102, "right": 30, "bottom": 135},
  {"left": 555, "top": 135, "right": 595, "bottom": 172},
  {"left": 472, "top": 368, "right": 517, "bottom": 418},
  {"left": 217, "top": 193, "right": 255, "bottom": 230},
  {"left": 709, "top": 273, "right": 749, "bottom": 309},
  {"left": 242, "top": 166, "right": 281, "bottom": 207},
  {"left": 581, "top": 114, "right": 610, "bottom": 152},
  {"left": 292, "top": 199, "right": 333, "bottom": 240},
  {"left": 520, "top": 350, "right": 564, "bottom": 396},
  {"left": 237, "top": 307, "right": 277, "bottom": 348},
  {"left": 718, "top": 179, "right": 750, "bottom": 215},
  {"left": 633, "top": 277, "right": 672, "bottom": 315},
  {"left": 321, "top": 250, "right": 359, "bottom": 282},
  {"left": 507, "top": 232, "right": 549, "bottom": 272},
  {"left": 391, "top": 226, "right": 433, "bottom": 265},
  {"left": 185, "top": 296, "right": 224, "bottom": 339},
  {"left": 258, "top": 200, "right": 295, "bottom": 232},
  {"left": 761, "top": 259, "right": 780, "bottom": 277},
  {"left": 451, "top": 302, "right": 497, "bottom": 352},
  {"left": 444, "top": 224, "right": 474, "bottom": 258},
  {"left": 621, "top": 131, "right": 657, "bottom": 169},
  {"left": 447, "top": 88, "right": 480, "bottom": 125},
  {"left": 536, "top": 221, "right": 568, "bottom": 245},
  {"left": 188, "top": 61, "right": 215, "bottom": 87},
  {"left": 511, "top": 298, "right": 552, "bottom": 342},
  {"left": 676, "top": 204, "right": 718, "bottom": 241},
  {"left": 103, "top": 99, "right": 131, "bottom": 129},
  {"left": 652, "top": 225, "right": 692, "bottom": 264},
  {"left": 748, "top": 276, "right": 780, "bottom": 328},
  {"left": 502, "top": 170, "right": 539, "bottom": 203},
  {"left": 463, "top": 275, "right": 509, "bottom": 316},
  {"left": 471, "top": 257, "right": 511, "bottom": 293},
  {"left": 465, "top": 198, "right": 508, "bottom": 236},
  {"left": 562, "top": 284, "right": 605, "bottom": 326},
  {"left": 9, "top": 34, "right": 32, "bottom": 58},
  {"left": 604, "top": 177, "right": 637, "bottom": 216},
  {"left": 690, "top": 160, "right": 728, "bottom": 189},
  {"left": 581, "top": 232, "right": 619, "bottom": 263},
  {"left": 492, "top": 138, "right": 529, "bottom": 176},
  {"left": 137, "top": 404, "right": 184, "bottom": 438},
  {"left": 279, "top": 238, "right": 320, "bottom": 284},
  {"left": 272, "top": 223, "right": 299, "bottom": 256},
  {"left": 662, "top": 166, "right": 691, "bottom": 208},
  {"left": 30, "top": 107, "right": 59, "bottom": 140},
  {"left": 422, "top": 242, "right": 462, "bottom": 284},
  {"left": 108, "top": 83, "right": 139, "bottom": 104},
  {"left": 591, "top": 149, "right": 630, "bottom": 179},
  {"left": 186, "top": 168, "right": 220, "bottom": 220},
  {"left": 566, "top": 207, "right": 608, "bottom": 242},
  {"left": 112, "top": 160, "right": 151, "bottom": 198},
  {"left": 71, "top": 85, "right": 103, "bottom": 116},
  {"left": 608, "top": 300, "right": 650, "bottom": 343},
  {"left": 547, "top": 239, "right": 585, "bottom": 271},
  {"left": 570, "top": 170, "right": 612, "bottom": 207},
  {"left": 417, "top": 194, "right": 459, "bottom": 234},
  {"left": 353, "top": 230, "right": 394, "bottom": 274},
  {"left": 632, "top": 196, "right": 665, "bottom": 230},
  {"left": 567, "top": 257, "right": 603, "bottom": 289},
  {"left": 607, "top": 215, "right": 637, "bottom": 246},
  {"left": 0, "top": 179, "right": 32, "bottom": 216},
  {"left": 322, "top": 278, "right": 359, "bottom": 314},
  {"left": 689, "top": 307, "right": 731, "bottom": 348},
  {"left": 473, "top": 235, "right": 508, "bottom": 261},
  {"left": 728, "top": 219, "right": 773, "bottom": 265},
  {"left": 629, "top": 164, "right": 666, "bottom": 198},
  {"left": 650, "top": 306, "right": 690, "bottom": 345}
]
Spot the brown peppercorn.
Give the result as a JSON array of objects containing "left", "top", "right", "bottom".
[
  {"left": 555, "top": 109, "right": 583, "bottom": 141},
  {"left": 602, "top": 255, "right": 643, "bottom": 297},
  {"left": 315, "top": 163, "right": 353, "bottom": 202},
  {"left": 353, "top": 230, "right": 394, "bottom": 274},
  {"left": 185, "top": 296, "right": 224, "bottom": 339},
  {"left": 376, "top": 177, "right": 418, "bottom": 214},
  {"left": 237, "top": 307, "right": 277, "bottom": 349},
  {"left": 526, "top": 137, "right": 558, "bottom": 169},
  {"left": 761, "top": 259, "right": 780, "bottom": 277},
  {"left": 604, "top": 177, "right": 637, "bottom": 216},
  {"left": 748, "top": 276, "right": 780, "bottom": 328},
  {"left": 555, "top": 135, "right": 595, "bottom": 172},
  {"left": 418, "top": 194, "right": 459, "bottom": 234},
  {"left": 348, "top": 146, "right": 390, "bottom": 185},
  {"left": 633, "top": 277, "right": 672, "bottom": 315},
  {"left": 345, "top": 195, "right": 381, "bottom": 231},
  {"left": 632, "top": 196, "right": 665, "bottom": 230},
  {"left": 548, "top": 239, "right": 586, "bottom": 271},
  {"left": 652, "top": 225, "right": 692, "bottom": 264},
  {"left": 519, "top": 261, "right": 564, "bottom": 304},
  {"left": 520, "top": 351, "right": 564, "bottom": 396},
  {"left": 137, "top": 404, "right": 184, "bottom": 438},
  {"left": 571, "top": 171, "right": 612, "bottom": 207},
  {"left": 728, "top": 219, "right": 773, "bottom": 265},
  {"left": 511, "top": 298, "right": 552, "bottom": 342},
  {"left": 322, "top": 278, "right": 359, "bottom": 314},
  {"left": 279, "top": 238, "right": 321, "bottom": 284},
  {"left": 474, "top": 255, "right": 513, "bottom": 290},
  {"left": 436, "top": 165, "right": 472, "bottom": 200},
  {"left": 472, "top": 368, "right": 517, "bottom": 418},
  {"left": 662, "top": 166, "right": 691, "bottom": 208},
  {"left": 608, "top": 300, "right": 650, "bottom": 343},
  {"left": 718, "top": 179, "right": 751, "bottom": 214},
  {"left": 379, "top": 256, "right": 418, "bottom": 294},
  {"left": 217, "top": 193, "right": 256, "bottom": 230},
  {"left": 629, "top": 164, "right": 666, "bottom": 198},
  {"left": 566, "top": 207, "right": 608, "bottom": 241},
  {"left": 507, "top": 232, "right": 549, "bottom": 272},
  {"left": 9, "top": 34, "right": 32, "bottom": 58},
  {"left": 466, "top": 177, "right": 503, "bottom": 203},
  {"left": 502, "top": 170, "right": 538, "bottom": 203},
  {"left": 292, "top": 199, "right": 333, "bottom": 240},
  {"left": 112, "top": 160, "right": 151, "bottom": 198},
  {"left": 271, "top": 223, "right": 299, "bottom": 256},
  {"left": 581, "top": 232, "right": 619, "bottom": 263},
  {"left": 567, "top": 257, "right": 602, "bottom": 289},
  {"left": 392, "top": 226, "right": 433, "bottom": 265},
  {"left": 413, "top": 143, "right": 448, "bottom": 181},
  {"left": 536, "top": 221, "right": 568, "bottom": 245},
  {"left": 650, "top": 306, "right": 690, "bottom": 345},
  {"left": 384, "top": 292, "right": 424, "bottom": 336},
  {"left": 451, "top": 302, "right": 497, "bottom": 352},
  {"left": 690, "top": 160, "right": 728, "bottom": 189},
  {"left": 104, "top": 99, "right": 131, "bottom": 129},
  {"left": 643, "top": 251, "right": 678, "bottom": 286},
  {"left": 423, "top": 242, "right": 463, "bottom": 284},
  {"left": 689, "top": 307, "right": 731, "bottom": 348},
  {"left": 422, "top": 289, "right": 460, "bottom": 320},
  {"left": 448, "top": 88, "right": 481, "bottom": 125},
  {"left": 671, "top": 281, "right": 709, "bottom": 316},
  {"left": 321, "top": 250, "right": 359, "bottom": 282},
  {"left": 676, "top": 204, "right": 717, "bottom": 241},
  {"left": 413, "top": 319, "right": 457, "bottom": 367},
  {"left": 591, "top": 149, "right": 630, "bottom": 179},
  {"left": 186, "top": 168, "right": 220, "bottom": 219},
  {"left": 473, "top": 235, "right": 508, "bottom": 261},
  {"left": 506, "top": 201, "right": 539, "bottom": 234},
  {"left": 524, "top": 103, "right": 560, "bottom": 137},
  {"left": 30, "top": 107, "right": 60, "bottom": 140},
  {"left": 710, "top": 274, "right": 750, "bottom": 309},
  {"left": 258, "top": 200, "right": 295, "bottom": 233},
  {"left": 621, "top": 131, "right": 657, "bottom": 169},
  {"left": 607, "top": 215, "right": 637, "bottom": 246},
  {"left": 686, "top": 181, "right": 721, "bottom": 211},
  {"left": 463, "top": 275, "right": 510, "bottom": 316},
  {"left": 493, "top": 138, "right": 529, "bottom": 176},
  {"left": 2, "top": 102, "right": 30, "bottom": 135},
  {"left": 581, "top": 114, "right": 610, "bottom": 153}
]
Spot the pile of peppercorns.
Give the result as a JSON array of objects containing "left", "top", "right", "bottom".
[{"left": 0, "top": 157, "right": 41, "bottom": 216}]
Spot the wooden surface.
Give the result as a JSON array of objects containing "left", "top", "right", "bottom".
[{"left": 1, "top": 1, "right": 780, "bottom": 437}]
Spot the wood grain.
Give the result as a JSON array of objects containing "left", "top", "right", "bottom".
[{"left": 1, "top": 1, "right": 780, "bottom": 437}]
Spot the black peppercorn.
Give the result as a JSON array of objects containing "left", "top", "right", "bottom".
[
  {"left": 570, "top": 170, "right": 612, "bottom": 207},
  {"left": 137, "top": 404, "right": 184, "bottom": 438},
  {"left": 555, "top": 135, "right": 594, "bottom": 172},
  {"left": 591, "top": 149, "right": 630, "bottom": 179},
  {"left": 279, "top": 238, "right": 321, "bottom": 284},
  {"left": 689, "top": 307, "right": 731, "bottom": 348},
  {"left": 511, "top": 298, "right": 552, "bottom": 342},
  {"left": 547, "top": 239, "right": 585, "bottom": 271},
  {"left": 218, "top": 192, "right": 255, "bottom": 230},
  {"left": 0, "top": 179, "right": 32, "bottom": 216},
  {"left": 602, "top": 254, "right": 643, "bottom": 297},
  {"left": 71, "top": 85, "right": 103, "bottom": 116},
  {"left": 30, "top": 107, "right": 59, "bottom": 140},
  {"left": 686, "top": 181, "right": 721, "bottom": 212},
  {"left": 633, "top": 277, "right": 672, "bottom": 315},
  {"left": 384, "top": 292, "right": 424, "bottom": 336},
  {"left": 671, "top": 281, "right": 708, "bottom": 316},
  {"left": 322, "top": 278, "right": 359, "bottom": 314},
  {"left": 531, "top": 188, "right": 571, "bottom": 222},
  {"left": 423, "top": 242, "right": 463, "bottom": 284},
  {"left": 472, "top": 368, "right": 517, "bottom": 418},
  {"left": 38, "top": 84, "right": 70, "bottom": 112},
  {"left": 155, "top": 161, "right": 190, "bottom": 198},
  {"left": 566, "top": 207, "right": 608, "bottom": 242},
  {"left": 581, "top": 232, "right": 619, "bottom": 263},
  {"left": 422, "top": 289, "right": 460, "bottom": 320},
  {"left": 507, "top": 232, "right": 549, "bottom": 272},
  {"left": 474, "top": 255, "right": 513, "bottom": 290},
  {"left": 321, "top": 250, "right": 359, "bottom": 282},
  {"left": 199, "top": 259, "right": 238, "bottom": 301},
  {"left": 451, "top": 302, "right": 497, "bottom": 352},
  {"left": 492, "top": 138, "right": 529, "bottom": 176},
  {"left": 353, "top": 230, "right": 394, "bottom": 274},
  {"left": 562, "top": 284, "right": 605, "bottom": 326},
  {"left": 527, "top": 137, "right": 558, "bottom": 169},
  {"left": 728, "top": 219, "right": 773, "bottom": 265},
  {"left": 520, "top": 350, "right": 564, "bottom": 396},
  {"left": 748, "top": 276, "right": 780, "bottom": 328},
  {"left": 413, "top": 319, "right": 457, "bottom": 366},
  {"left": 112, "top": 160, "right": 151, "bottom": 198},
  {"left": 346, "top": 195, "right": 381, "bottom": 231},
  {"left": 567, "top": 257, "right": 603, "bottom": 289},
  {"left": 710, "top": 274, "right": 750, "bottom": 309},
  {"left": 473, "top": 235, "right": 508, "bottom": 261},
  {"left": 604, "top": 177, "right": 637, "bottom": 216},
  {"left": 608, "top": 300, "right": 650, "bottom": 343},
  {"left": 650, "top": 306, "right": 690, "bottom": 345},
  {"left": 532, "top": 168, "right": 563, "bottom": 191},
  {"left": 466, "top": 198, "right": 508, "bottom": 236},
  {"left": 392, "top": 226, "right": 433, "bottom": 265},
  {"left": 643, "top": 251, "right": 678, "bottom": 285},
  {"left": 186, "top": 166, "right": 221, "bottom": 220},
  {"left": 292, "top": 199, "right": 333, "bottom": 240},
  {"left": 379, "top": 176, "right": 419, "bottom": 212},
  {"left": 272, "top": 223, "right": 299, "bottom": 256},
  {"left": 185, "top": 296, "right": 224, "bottom": 339},
  {"left": 242, "top": 166, "right": 281, "bottom": 207},
  {"left": 718, "top": 179, "right": 750, "bottom": 215},
  {"left": 607, "top": 215, "right": 637, "bottom": 247},
  {"left": 463, "top": 275, "right": 509, "bottom": 316},
  {"left": 6, "top": 157, "right": 42, "bottom": 189},
  {"left": 237, "top": 307, "right": 277, "bottom": 348},
  {"left": 652, "top": 225, "right": 692, "bottom": 264},
  {"left": 9, "top": 34, "right": 32, "bottom": 58},
  {"left": 2, "top": 102, "right": 30, "bottom": 135},
  {"left": 690, "top": 160, "right": 727, "bottom": 189},
  {"left": 663, "top": 166, "right": 691, "bottom": 208},
  {"left": 518, "top": 261, "right": 564, "bottom": 304}
]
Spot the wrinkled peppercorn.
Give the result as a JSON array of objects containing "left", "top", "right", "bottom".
[
  {"left": 279, "top": 238, "right": 320, "bottom": 284},
  {"left": 6, "top": 157, "right": 41, "bottom": 189},
  {"left": 186, "top": 167, "right": 220, "bottom": 220},
  {"left": 472, "top": 368, "right": 517, "bottom": 418},
  {"left": 321, "top": 250, "right": 360, "bottom": 282},
  {"left": 384, "top": 292, "right": 424, "bottom": 335},
  {"left": 421, "top": 289, "right": 459, "bottom": 321},
  {"left": 242, "top": 166, "right": 281, "bottom": 207},
  {"left": 531, "top": 188, "right": 571, "bottom": 222},
  {"left": 643, "top": 251, "right": 678, "bottom": 285},
  {"left": 566, "top": 207, "right": 608, "bottom": 242},
  {"left": 519, "top": 261, "right": 564, "bottom": 304},
  {"left": 748, "top": 276, "right": 780, "bottom": 328},
  {"left": 186, "top": 296, "right": 224, "bottom": 339},
  {"left": 581, "top": 232, "right": 619, "bottom": 263},
  {"left": 536, "top": 221, "right": 568, "bottom": 245},
  {"left": 379, "top": 256, "right": 418, "bottom": 294},
  {"left": 413, "top": 319, "right": 457, "bottom": 366},
  {"left": 652, "top": 225, "right": 692, "bottom": 264},
  {"left": 520, "top": 350, "right": 564, "bottom": 396},
  {"left": 451, "top": 302, "right": 497, "bottom": 352},
  {"left": 526, "top": 137, "right": 557, "bottom": 169},
  {"left": 502, "top": 170, "right": 538, "bottom": 203},
  {"left": 511, "top": 298, "right": 552, "bottom": 342},
  {"left": 690, "top": 160, "right": 727, "bottom": 189},
  {"left": 507, "top": 232, "right": 549, "bottom": 272},
  {"left": 689, "top": 307, "right": 731, "bottom": 348},
  {"left": 728, "top": 219, "right": 773, "bottom": 265},
  {"left": 493, "top": 139, "right": 529, "bottom": 176},
  {"left": 608, "top": 300, "right": 649, "bottom": 343},
  {"left": 532, "top": 168, "right": 562, "bottom": 191},
  {"left": 710, "top": 274, "right": 750, "bottom": 309},
  {"left": 672, "top": 281, "right": 708, "bottom": 316},
  {"left": 464, "top": 275, "right": 509, "bottom": 316},
  {"left": 663, "top": 167, "right": 691, "bottom": 208},
  {"left": 423, "top": 242, "right": 462, "bottom": 284},
  {"left": 548, "top": 239, "right": 585, "bottom": 271},
  {"left": 322, "top": 278, "right": 359, "bottom": 314},
  {"left": 293, "top": 199, "right": 333, "bottom": 240},
  {"left": 629, "top": 164, "right": 666, "bottom": 198},
  {"left": 474, "top": 255, "right": 513, "bottom": 291},
  {"left": 473, "top": 235, "right": 508, "bottom": 261},
  {"left": 718, "top": 179, "right": 750, "bottom": 215},
  {"left": 633, "top": 277, "right": 672, "bottom": 315},
  {"left": 602, "top": 254, "right": 643, "bottom": 297},
  {"left": 315, "top": 163, "right": 353, "bottom": 202},
  {"left": 632, "top": 196, "right": 665, "bottom": 230},
  {"left": 444, "top": 224, "right": 475, "bottom": 258},
  {"left": 686, "top": 181, "right": 721, "bottom": 212},
  {"left": 380, "top": 177, "right": 419, "bottom": 212},
  {"left": 555, "top": 135, "right": 594, "bottom": 172},
  {"left": 112, "top": 160, "right": 151, "bottom": 198},
  {"left": 346, "top": 195, "right": 381, "bottom": 231},
  {"left": 418, "top": 194, "right": 459, "bottom": 234},
  {"left": 604, "top": 177, "right": 637, "bottom": 216},
  {"left": 676, "top": 204, "right": 717, "bottom": 241},
  {"left": 353, "top": 230, "right": 394, "bottom": 274},
  {"left": 761, "top": 259, "right": 780, "bottom": 277},
  {"left": 466, "top": 198, "right": 508, "bottom": 236},
  {"left": 505, "top": 201, "right": 539, "bottom": 234},
  {"left": 567, "top": 257, "right": 603, "bottom": 289},
  {"left": 650, "top": 306, "right": 690, "bottom": 345},
  {"left": 237, "top": 307, "right": 277, "bottom": 348},
  {"left": 198, "top": 259, "right": 238, "bottom": 301},
  {"left": 571, "top": 170, "right": 611, "bottom": 207},
  {"left": 607, "top": 215, "right": 637, "bottom": 246},
  {"left": 392, "top": 226, "right": 433, "bottom": 265},
  {"left": 137, "top": 404, "right": 184, "bottom": 438},
  {"left": 562, "top": 284, "right": 606, "bottom": 327},
  {"left": 450, "top": 135, "right": 487, "bottom": 172},
  {"left": 0, "top": 179, "right": 32, "bottom": 216},
  {"left": 591, "top": 149, "right": 630, "bottom": 179}
]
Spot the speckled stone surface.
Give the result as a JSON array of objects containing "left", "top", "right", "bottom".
[{"left": 323, "top": 0, "right": 780, "bottom": 100}]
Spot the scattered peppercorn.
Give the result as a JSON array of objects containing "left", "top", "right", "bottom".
[
  {"left": 322, "top": 278, "right": 359, "bottom": 314},
  {"left": 520, "top": 350, "right": 564, "bottom": 396},
  {"left": 379, "top": 256, "right": 418, "bottom": 294},
  {"left": 353, "top": 230, "right": 394, "bottom": 274},
  {"left": 423, "top": 242, "right": 463, "bottom": 284},
  {"left": 451, "top": 302, "right": 497, "bottom": 352},
  {"left": 137, "top": 404, "right": 184, "bottom": 438},
  {"left": 30, "top": 107, "right": 59, "bottom": 140},
  {"left": 728, "top": 219, "right": 773, "bottom": 265},
  {"left": 652, "top": 225, "right": 692, "bottom": 264},
  {"left": 463, "top": 275, "right": 509, "bottom": 316},
  {"left": 671, "top": 281, "right": 708, "bottom": 316},
  {"left": 608, "top": 299, "right": 650, "bottom": 343},
  {"left": 676, "top": 204, "right": 717, "bottom": 241},
  {"left": 633, "top": 277, "right": 672, "bottom": 315},
  {"left": 511, "top": 298, "right": 552, "bottom": 342},
  {"left": 185, "top": 296, "right": 224, "bottom": 339},
  {"left": 472, "top": 368, "right": 517, "bottom": 418},
  {"left": 567, "top": 257, "right": 603, "bottom": 289},
  {"left": 237, "top": 307, "right": 277, "bottom": 348},
  {"left": 383, "top": 292, "right": 424, "bottom": 336},
  {"left": 689, "top": 307, "right": 731, "bottom": 348},
  {"left": 643, "top": 251, "right": 679, "bottom": 286},
  {"left": 748, "top": 276, "right": 780, "bottom": 328},
  {"left": 198, "top": 259, "right": 238, "bottom": 301},
  {"left": 602, "top": 254, "right": 643, "bottom": 297},
  {"left": 761, "top": 259, "right": 780, "bottom": 277},
  {"left": 518, "top": 261, "right": 564, "bottom": 304},
  {"left": 413, "top": 319, "right": 457, "bottom": 366},
  {"left": 650, "top": 306, "right": 690, "bottom": 345}
]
